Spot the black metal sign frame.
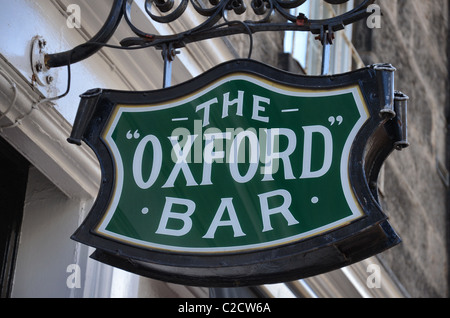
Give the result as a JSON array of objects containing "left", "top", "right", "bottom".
[{"left": 68, "top": 59, "right": 406, "bottom": 287}]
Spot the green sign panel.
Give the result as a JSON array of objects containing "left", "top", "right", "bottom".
[
  {"left": 69, "top": 60, "right": 405, "bottom": 286},
  {"left": 100, "top": 75, "right": 367, "bottom": 253}
]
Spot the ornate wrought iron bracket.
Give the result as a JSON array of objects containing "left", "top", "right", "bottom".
[
  {"left": 39, "top": 0, "right": 376, "bottom": 87},
  {"left": 119, "top": 0, "right": 375, "bottom": 48}
]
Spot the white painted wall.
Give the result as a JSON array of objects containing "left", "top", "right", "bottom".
[{"left": 11, "top": 167, "right": 86, "bottom": 297}]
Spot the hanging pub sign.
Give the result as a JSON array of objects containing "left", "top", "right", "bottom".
[{"left": 68, "top": 59, "right": 407, "bottom": 287}]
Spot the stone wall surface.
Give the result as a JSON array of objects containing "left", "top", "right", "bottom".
[{"left": 353, "top": 0, "right": 449, "bottom": 297}]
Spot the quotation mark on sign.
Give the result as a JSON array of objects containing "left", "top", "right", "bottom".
[
  {"left": 126, "top": 130, "right": 141, "bottom": 140},
  {"left": 328, "top": 116, "right": 343, "bottom": 126}
]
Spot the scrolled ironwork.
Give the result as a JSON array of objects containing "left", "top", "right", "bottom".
[
  {"left": 121, "top": 0, "right": 376, "bottom": 48},
  {"left": 44, "top": 0, "right": 376, "bottom": 70},
  {"left": 145, "top": 0, "right": 189, "bottom": 23}
]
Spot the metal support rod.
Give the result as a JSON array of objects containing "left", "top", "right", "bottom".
[
  {"left": 160, "top": 43, "right": 179, "bottom": 88},
  {"left": 320, "top": 26, "right": 334, "bottom": 75},
  {"left": 163, "top": 52, "right": 173, "bottom": 88},
  {"left": 321, "top": 42, "right": 331, "bottom": 75}
]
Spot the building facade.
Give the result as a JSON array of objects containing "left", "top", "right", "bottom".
[
  {"left": 352, "top": 0, "right": 450, "bottom": 298},
  {"left": 0, "top": 0, "right": 448, "bottom": 298}
]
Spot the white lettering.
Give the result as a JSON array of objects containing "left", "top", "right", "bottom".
[
  {"left": 201, "top": 132, "right": 231, "bottom": 185},
  {"left": 163, "top": 135, "right": 198, "bottom": 188},
  {"left": 222, "top": 91, "right": 244, "bottom": 118},
  {"left": 203, "top": 198, "right": 246, "bottom": 239},
  {"left": 179, "top": 302, "right": 213, "bottom": 315},
  {"left": 133, "top": 135, "right": 162, "bottom": 189},
  {"left": 229, "top": 130, "right": 260, "bottom": 183},
  {"left": 262, "top": 128, "right": 296, "bottom": 181},
  {"left": 300, "top": 125, "right": 333, "bottom": 179},
  {"left": 156, "top": 197, "right": 195, "bottom": 236},
  {"left": 252, "top": 95, "right": 270, "bottom": 123},
  {"left": 258, "top": 189, "right": 299, "bottom": 232},
  {"left": 196, "top": 98, "right": 218, "bottom": 127}
]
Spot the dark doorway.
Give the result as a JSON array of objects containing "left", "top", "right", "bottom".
[{"left": 0, "top": 136, "right": 29, "bottom": 297}]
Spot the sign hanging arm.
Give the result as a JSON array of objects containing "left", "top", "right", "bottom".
[
  {"left": 318, "top": 25, "right": 335, "bottom": 75},
  {"left": 159, "top": 42, "right": 180, "bottom": 88}
]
